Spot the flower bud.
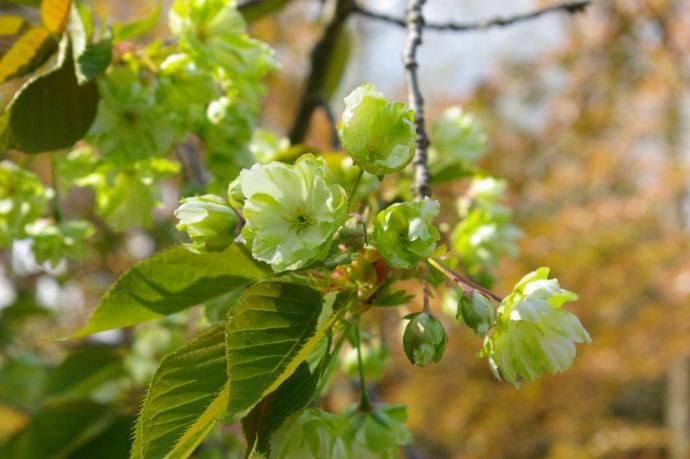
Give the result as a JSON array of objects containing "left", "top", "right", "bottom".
[
  {"left": 458, "top": 290, "right": 494, "bottom": 337},
  {"left": 372, "top": 197, "right": 440, "bottom": 269},
  {"left": 338, "top": 83, "right": 415, "bottom": 176},
  {"left": 403, "top": 312, "right": 447, "bottom": 367},
  {"left": 174, "top": 194, "right": 238, "bottom": 252}
]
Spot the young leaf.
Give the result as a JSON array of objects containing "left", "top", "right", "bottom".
[
  {"left": 0, "top": 16, "right": 26, "bottom": 36},
  {"left": 132, "top": 325, "right": 228, "bottom": 459},
  {"left": 0, "top": 27, "right": 57, "bottom": 83},
  {"left": 243, "top": 361, "right": 322, "bottom": 457},
  {"left": 111, "top": 3, "right": 161, "bottom": 42},
  {"left": 69, "top": 5, "right": 112, "bottom": 84},
  {"left": 41, "top": 0, "right": 72, "bottom": 34},
  {"left": 226, "top": 281, "right": 350, "bottom": 421},
  {"left": 76, "top": 243, "right": 270, "bottom": 336}
]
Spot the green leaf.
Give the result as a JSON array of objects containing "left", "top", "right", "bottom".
[
  {"left": 45, "top": 346, "right": 125, "bottom": 399},
  {"left": 324, "top": 29, "right": 350, "bottom": 100},
  {"left": 69, "top": 5, "right": 112, "bottom": 84},
  {"left": 226, "top": 282, "right": 349, "bottom": 421},
  {"left": 132, "top": 325, "right": 228, "bottom": 459},
  {"left": 0, "top": 400, "right": 114, "bottom": 459},
  {"left": 5, "top": 40, "right": 99, "bottom": 153},
  {"left": 243, "top": 361, "right": 322, "bottom": 457},
  {"left": 0, "top": 26, "right": 57, "bottom": 84},
  {"left": 238, "top": 0, "right": 293, "bottom": 22},
  {"left": 76, "top": 243, "right": 269, "bottom": 336},
  {"left": 68, "top": 415, "right": 134, "bottom": 459},
  {"left": 112, "top": 3, "right": 161, "bottom": 42}
]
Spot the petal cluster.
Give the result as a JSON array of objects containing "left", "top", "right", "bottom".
[
  {"left": 484, "top": 268, "right": 590, "bottom": 385},
  {"left": 338, "top": 84, "right": 415, "bottom": 176},
  {"left": 373, "top": 197, "right": 440, "bottom": 269},
  {"left": 237, "top": 154, "right": 347, "bottom": 272}
]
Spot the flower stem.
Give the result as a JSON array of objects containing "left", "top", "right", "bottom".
[
  {"left": 347, "top": 168, "right": 364, "bottom": 212},
  {"left": 354, "top": 316, "right": 371, "bottom": 411},
  {"left": 427, "top": 257, "right": 503, "bottom": 302}
]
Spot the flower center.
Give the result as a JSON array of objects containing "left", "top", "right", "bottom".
[{"left": 290, "top": 210, "right": 314, "bottom": 233}]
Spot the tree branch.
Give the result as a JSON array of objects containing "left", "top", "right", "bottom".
[
  {"left": 404, "top": 0, "right": 431, "bottom": 199},
  {"left": 288, "top": 0, "right": 354, "bottom": 144},
  {"left": 354, "top": 0, "right": 591, "bottom": 32}
]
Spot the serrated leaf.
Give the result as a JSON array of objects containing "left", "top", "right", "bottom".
[
  {"left": 226, "top": 282, "right": 350, "bottom": 421},
  {"left": 76, "top": 243, "right": 270, "bottom": 336},
  {"left": 243, "top": 361, "right": 322, "bottom": 457},
  {"left": 68, "top": 6, "right": 111, "bottom": 83},
  {"left": 6, "top": 40, "right": 99, "bottom": 153},
  {"left": 0, "top": 400, "right": 114, "bottom": 459},
  {"left": 0, "top": 26, "right": 57, "bottom": 83},
  {"left": 0, "top": 16, "right": 26, "bottom": 36},
  {"left": 41, "top": 0, "right": 72, "bottom": 34},
  {"left": 112, "top": 3, "right": 161, "bottom": 42},
  {"left": 45, "top": 346, "right": 125, "bottom": 399},
  {"left": 132, "top": 325, "right": 228, "bottom": 459}
]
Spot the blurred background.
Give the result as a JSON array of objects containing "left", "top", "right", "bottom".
[{"left": 1, "top": 0, "right": 689, "bottom": 458}]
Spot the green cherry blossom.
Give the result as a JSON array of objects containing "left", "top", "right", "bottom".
[
  {"left": 372, "top": 198, "right": 440, "bottom": 269},
  {"left": 338, "top": 83, "right": 415, "bottom": 176},
  {"left": 483, "top": 267, "right": 591, "bottom": 385},
  {"left": 238, "top": 154, "right": 347, "bottom": 272},
  {"left": 174, "top": 194, "right": 239, "bottom": 252}
]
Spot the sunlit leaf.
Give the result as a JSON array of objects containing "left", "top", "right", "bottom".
[
  {"left": 69, "top": 5, "right": 111, "bottom": 84},
  {"left": 0, "top": 16, "right": 26, "bottom": 36},
  {"left": 76, "top": 243, "right": 270, "bottom": 336},
  {"left": 5, "top": 41, "right": 98, "bottom": 153},
  {"left": 0, "top": 27, "right": 57, "bottom": 83},
  {"left": 226, "top": 282, "right": 350, "bottom": 421},
  {"left": 111, "top": 3, "right": 161, "bottom": 42},
  {"left": 41, "top": 0, "right": 72, "bottom": 34},
  {"left": 132, "top": 325, "right": 228, "bottom": 459}
]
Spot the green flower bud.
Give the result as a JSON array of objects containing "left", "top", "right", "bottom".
[
  {"left": 402, "top": 312, "right": 447, "bottom": 366},
  {"left": 238, "top": 154, "right": 347, "bottom": 272},
  {"left": 226, "top": 177, "right": 244, "bottom": 210},
  {"left": 174, "top": 194, "right": 239, "bottom": 252},
  {"left": 458, "top": 290, "right": 494, "bottom": 337},
  {"left": 338, "top": 83, "right": 415, "bottom": 176},
  {"left": 275, "top": 408, "right": 349, "bottom": 459},
  {"left": 25, "top": 219, "right": 94, "bottom": 265},
  {"left": 483, "top": 267, "right": 591, "bottom": 385},
  {"left": 430, "top": 106, "right": 486, "bottom": 163},
  {"left": 372, "top": 197, "right": 440, "bottom": 269}
]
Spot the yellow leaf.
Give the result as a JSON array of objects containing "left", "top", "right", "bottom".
[
  {"left": 41, "top": 0, "right": 72, "bottom": 34},
  {"left": 0, "top": 15, "right": 26, "bottom": 36},
  {"left": 0, "top": 27, "right": 57, "bottom": 83}
]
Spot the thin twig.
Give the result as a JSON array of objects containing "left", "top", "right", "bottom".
[
  {"left": 354, "top": 0, "right": 591, "bottom": 32},
  {"left": 319, "top": 98, "right": 342, "bottom": 150},
  {"left": 404, "top": 0, "right": 432, "bottom": 199},
  {"left": 428, "top": 258, "right": 504, "bottom": 302},
  {"left": 175, "top": 135, "right": 208, "bottom": 189},
  {"left": 288, "top": 0, "right": 354, "bottom": 144}
]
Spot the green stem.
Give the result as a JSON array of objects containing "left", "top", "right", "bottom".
[
  {"left": 347, "top": 168, "right": 364, "bottom": 212},
  {"left": 50, "top": 155, "right": 62, "bottom": 223},
  {"left": 354, "top": 316, "right": 371, "bottom": 411}
]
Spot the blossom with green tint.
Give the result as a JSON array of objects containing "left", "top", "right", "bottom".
[
  {"left": 338, "top": 84, "right": 415, "bottom": 176},
  {"left": 25, "top": 219, "right": 94, "bottom": 265},
  {"left": 430, "top": 106, "right": 486, "bottom": 163},
  {"left": 237, "top": 154, "right": 347, "bottom": 272},
  {"left": 458, "top": 290, "right": 495, "bottom": 337},
  {"left": 346, "top": 404, "right": 412, "bottom": 459},
  {"left": 0, "top": 161, "right": 53, "bottom": 247},
  {"left": 174, "top": 194, "right": 238, "bottom": 252},
  {"left": 372, "top": 198, "right": 440, "bottom": 269},
  {"left": 483, "top": 268, "right": 591, "bottom": 385},
  {"left": 403, "top": 312, "right": 447, "bottom": 367},
  {"left": 88, "top": 68, "right": 177, "bottom": 162}
]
